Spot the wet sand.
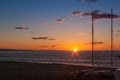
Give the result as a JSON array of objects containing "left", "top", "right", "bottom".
[{"left": 0, "top": 61, "right": 114, "bottom": 80}]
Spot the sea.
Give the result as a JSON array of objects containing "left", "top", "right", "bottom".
[{"left": 0, "top": 50, "right": 120, "bottom": 68}]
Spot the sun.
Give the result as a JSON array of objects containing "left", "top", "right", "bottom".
[
  {"left": 72, "top": 48, "right": 78, "bottom": 55},
  {"left": 73, "top": 48, "right": 77, "bottom": 53}
]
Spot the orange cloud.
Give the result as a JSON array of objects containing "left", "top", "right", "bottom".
[{"left": 51, "top": 45, "right": 57, "bottom": 47}]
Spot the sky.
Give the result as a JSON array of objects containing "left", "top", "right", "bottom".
[{"left": 0, "top": 0, "right": 120, "bottom": 51}]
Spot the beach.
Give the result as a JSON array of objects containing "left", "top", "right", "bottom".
[{"left": 0, "top": 61, "right": 114, "bottom": 80}]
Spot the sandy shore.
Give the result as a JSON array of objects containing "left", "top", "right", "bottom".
[{"left": 0, "top": 61, "right": 114, "bottom": 80}]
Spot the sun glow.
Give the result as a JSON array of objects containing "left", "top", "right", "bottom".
[
  {"left": 72, "top": 48, "right": 78, "bottom": 55},
  {"left": 73, "top": 48, "right": 77, "bottom": 52}
]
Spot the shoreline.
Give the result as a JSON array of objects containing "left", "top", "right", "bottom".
[{"left": 0, "top": 61, "right": 114, "bottom": 80}]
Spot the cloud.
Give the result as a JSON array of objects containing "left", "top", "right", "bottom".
[
  {"left": 48, "top": 38, "right": 56, "bottom": 40},
  {"left": 80, "top": 0, "right": 98, "bottom": 2},
  {"left": 56, "top": 19, "right": 64, "bottom": 23},
  {"left": 112, "top": 30, "right": 120, "bottom": 32},
  {"left": 51, "top": 45, "right": 57, "bottom": 47},
  {"left": 32, "top": 37, "right": 48, "bottom": 40},
  {"left": 88, "top": 41, "right": 104, "bottom": 45},
  {"left": 72, "top": 11, "right": 81, "bottom": 16},
  {"left": 82, "top": 11, "right": 120, "bottom": 20},
  {"left": 117, "top": 30, "right": 120, "bottom": 32},
  {"left": 32, "top": 37, "right": 56, "bottom": 40},
  {"left": 15, "top": 26, "right": 28, "bottom": 30},
  {"left": 93, "top": 13, "right": 120, "bottom": 19}
]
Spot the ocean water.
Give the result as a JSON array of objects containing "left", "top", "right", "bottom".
[{"left": 0, "top": 50, "right": 120, "bottom": 68}]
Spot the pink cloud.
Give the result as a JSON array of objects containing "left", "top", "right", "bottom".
[
  {"left": 72, "top": 11, "right": 81, "bottom": 16},
  {"left": 56, "top": 19, "right": 64, "bottom": 23}
]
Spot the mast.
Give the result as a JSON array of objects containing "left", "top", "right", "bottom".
[
  {"left": 91, "top": 11, "right": 94, "bottom": 68},
  {"left": 111, "top": 8, "right": 113, "bottom": 68}
]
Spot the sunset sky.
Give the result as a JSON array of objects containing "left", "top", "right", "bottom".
[{"left": 0, "top": 0, "right": 120, "bottom": 51}]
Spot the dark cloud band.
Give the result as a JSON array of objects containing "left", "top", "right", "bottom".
[
  {"left": 15, "top": 27, "right": 28, "bottom": 30},
  {"left": 32, "top": 37, "right": 56, "bottom": 40},
  {"left": 72, "top": 10, "right": 120, "bottom": 20},
  {"left": 56, "top": 19, "right": 64, "bottom": 23},
  {"left": 89, "top": 41, "right": 104, "bottom": 45},
  {"left": 82, "top": 10, "right": 120, "bottom": 20}
]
